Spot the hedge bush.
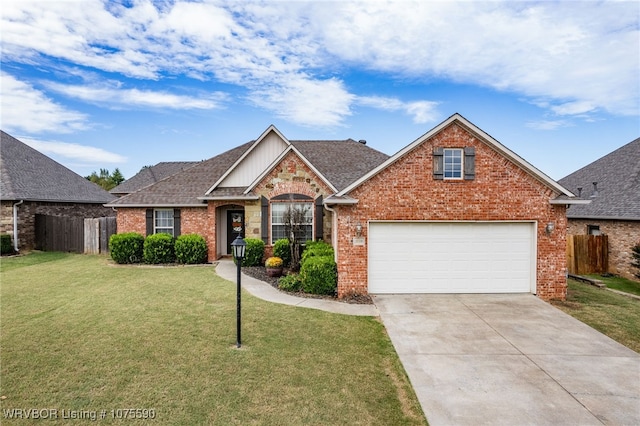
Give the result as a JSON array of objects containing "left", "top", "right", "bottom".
[
  {"left": 273, "top": 238, "right": 291, "bottom": 267},
  {"left": 175, "top": 234, "right": 208, "bottom": 264},
  {"left": 109, "top": 232, "right": 144, "bottom": 264},
  {"left": 1, "top": 234, "right": 13, "bottom": 255},
  {"left": 300, "top": 255, "right": 337, "bottom": 295},
  {"left": 278, "top": 273, "right": 303, "bottom": 292},
  {"left": 143, "top": 233, "right": 175, "bottom": 264},
  {"left": 301, "top": 240, "right": 334, "bottom": 263},
  {"left": 240, "top": 238, "right": 265, "bottom": 267}
]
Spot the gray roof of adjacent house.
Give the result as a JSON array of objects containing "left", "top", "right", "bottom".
[
  {"left": 0, "top": 130, "right": 116, "bottom": 204},
  {"left": 558, "top": 137, "right": 640, "bottom": 220},
  {"left": 110, "top": 161, "right": 199, "bottom": 195},
  {"left": 107, "top": 138, "right": 390, "bottom": 207}
]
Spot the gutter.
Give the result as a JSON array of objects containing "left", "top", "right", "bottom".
[{"left": 13, "top": 200, "right": 24, "bottom": 252}]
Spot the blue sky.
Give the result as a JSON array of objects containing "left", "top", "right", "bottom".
[{"left": 1, "top": 0, "right": 638, "bottom": 182}]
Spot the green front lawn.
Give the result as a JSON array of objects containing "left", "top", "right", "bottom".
[
  {"left": 0, "top": 253, "right": 426, "bottom": 425},
  {"left": 551, "top": 279, "right": 640, "bottom": 353},
  {"left": 586, "top": 273, "right": 640, "bottom": 296}
]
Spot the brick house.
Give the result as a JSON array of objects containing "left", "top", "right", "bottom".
[
  {"left": 559, "top": 137, "right": 640, "bottom": 280},
  {"left": 108, "top": 114, "right": 584, "bottom": 300},
  {"left": 0, "top": 130, "right": 116, "bottom": 252}
]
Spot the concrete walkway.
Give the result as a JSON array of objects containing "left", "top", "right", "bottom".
[
  {"left": 214, "top": 259, "right": 378, "bottom": 316},
  {"left": 374, "top": 293, "right": 640, "bottom": 426}
]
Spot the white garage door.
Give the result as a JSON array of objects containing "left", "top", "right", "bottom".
[{"left": 368, "top": 222, "right": 535, "bottom": 294}]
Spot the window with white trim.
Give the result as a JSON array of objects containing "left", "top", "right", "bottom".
[
  {"left": 154, "top": 209, "right": 175, "bottom": 236},
  {"left": 443, "top": 148, "right": 463, "bottom": 179},
  {"left": 271, "top": 202, "right": 313, "bottom": 243}
]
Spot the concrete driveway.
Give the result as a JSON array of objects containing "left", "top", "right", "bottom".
[{"left": 373, "top": 294, "right": 640, "bottom": 426}]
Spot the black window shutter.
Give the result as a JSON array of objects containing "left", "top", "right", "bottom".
[
  {"left": 464, "top": 147, "right": 476, "bottom": 180},
  {"left": 173, "top": 209, "right": 181, "bottom": 237},
  {"left": 433, "top": 147, "right": 444, "bottom": 180},
  {"left": 145, "top": 209, "right": 153, "bottom": 236},
  {"left": 315, "top": 196, "right": 323, "bottom": 241},
  {"left": 261, "top": 196, "right": 269, "bottom": 244}
]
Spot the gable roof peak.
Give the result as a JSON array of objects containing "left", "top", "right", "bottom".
[{"left": 334, "top": 113, "right": 574, "bottom": 198}]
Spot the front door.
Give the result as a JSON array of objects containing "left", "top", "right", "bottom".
[{"left": 227, "top": 210, "right": 245, "bottom": 254}]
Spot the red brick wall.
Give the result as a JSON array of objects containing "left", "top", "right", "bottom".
[{"left": 333, "top": 123, "right": 568, "bottom": 300}]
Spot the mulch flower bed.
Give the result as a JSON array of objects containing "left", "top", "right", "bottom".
[{"left": 242, "top": 266, "right": 373, "bottom": 305}]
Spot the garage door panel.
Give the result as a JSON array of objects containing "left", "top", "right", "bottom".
[{"left": 369, "top": 222, "right": 534, "bottom": 294}]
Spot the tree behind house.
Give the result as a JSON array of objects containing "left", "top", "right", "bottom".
[{"left": 86, "top": 168, "right": 125, "bottom": 190}]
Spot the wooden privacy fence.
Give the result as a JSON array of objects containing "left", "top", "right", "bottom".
[
  {"left": 566, "top": 234, "right": 608, "bottom": 275},
  {"left": 35, "top": 215, "right": 116, "bottom": 254}
]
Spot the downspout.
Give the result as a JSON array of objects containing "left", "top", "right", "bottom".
[
  {"left": 13, "top": 200, "right": 24, "bottom": 252},
  {"left": 323, "top": 204, "right": 338, "bottom": 263}
]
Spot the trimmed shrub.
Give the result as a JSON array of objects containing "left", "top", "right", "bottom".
[
  {"left": 109, "top": 232, "right": 144, "bottom": 264},
  {"left": 278, "top": 273, "right": 303, "bottom": 292},
  {"left": 143, "top": 233, "right": 175, "bottom": 264},
  {"left": 300, "top": 255, "right": 337, "bottom": 295},
  {"left": 1, "top": 234, "right": 14, "bottom": 255},
  {"left": 241, "top": 238, "right": 264, "bottom": 267},
  {"left": 175, "top": 234, "right": 208, "bottom": 264},
  {"left": 273, "top": 238, "right": 291, "bottom": 267},
  {"left": 301, "top": 240, "right": 334, "bottom": 264}
]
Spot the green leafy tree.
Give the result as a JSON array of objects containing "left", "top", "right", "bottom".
[{"left": 86, "top": 168, "right": 125, "bottom": 191}]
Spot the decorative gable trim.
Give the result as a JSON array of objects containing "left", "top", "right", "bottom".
[
  {"left": 335, "top": 113, "right": 575, "bottom": 198},
  {"left": 243, "top": 145, "right": 338, "bottom": 195},
  {"left": 204, "top": 125, "right": 290, "bottom": 195}
]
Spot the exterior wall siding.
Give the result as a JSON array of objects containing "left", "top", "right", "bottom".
[
  {"left": 567, "top": 219, "right": 640, "bottom": 280},
  {"left": 333, "top": 123, "right": 568, "bottom": 301},
  {"left": 1, "top": 200, "right": 114, "bottom": 251}
]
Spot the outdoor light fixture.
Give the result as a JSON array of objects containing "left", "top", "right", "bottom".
[
  {"left": 230, "top": 235, "right": 246, "bottom": 348},
  {"left": 545, "top": 222, "right": 555, "bottom": 235},
  {"left": 355, "top": 222, "right": 363, "bottom": 237}
]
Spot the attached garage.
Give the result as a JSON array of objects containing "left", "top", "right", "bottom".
[{"left": 368, "top": 221, "right": 536, "bottom": 294}]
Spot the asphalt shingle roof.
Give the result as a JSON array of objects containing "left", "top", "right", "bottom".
[
  {"left": 558, "top": 137, "right": 640, "bottom": 220},
  {"left": 107, "top": 138, "right": 391, "bottom": 206},
  {"left": 110, "top": 161, "right": 198, "bottom": 195},
  {"left": 291, "top": 139, "right": 390, "bottom": 191},
  {"left": 107, "top": 142, "right": 253, "bottom": 206},
  {"left": 1, "top": 130, "right": 116, "bottom": 203}
]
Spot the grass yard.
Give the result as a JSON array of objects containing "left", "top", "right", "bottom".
[
  {"left": 586, "top": 273, "right": 640, "bottom": 296},
  {"left": 0, "top": 252, "right": 426, "bottom": 425},
  {"left": 551, "top": 279, "right": 640, "bottom": 353}
]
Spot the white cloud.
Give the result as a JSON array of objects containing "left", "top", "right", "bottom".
[
  {"left": 315, "top": 1, "right": 638, "bottom": 117},
  {"left": 1, "top": 0, "right": 637, "bottom": 129},
  {"left": 20, "top": 137, "right": 127, "bottom": 164},
  {"left": 0, "top": 73, "right": 89, "bottom": 133},
  {"left": 357, "top": 96, "right": 440, "bottom": 123},
  {"left": 250, "top": 76, "right": 354, "bottom": 127},
  {"left": 525, "top": 120, "right": 572, "bottom": 131},
  {"left": 44, "top": 81, "right": 228, "bottom": 110}
]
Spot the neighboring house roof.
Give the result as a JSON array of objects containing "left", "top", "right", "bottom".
[
  {"left": 558, "top": 137, "right": 640, "bottom": 220},
  {"left": 107, "top": 131, "right": 390, "bottom": 207},
  {"left": 110, "top": 161, "right": 198, "bottom": 195},
  {"left": 0, "top": 130, "right": 115, "bottom": 204}
]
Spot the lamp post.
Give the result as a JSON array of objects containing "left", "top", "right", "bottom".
[{"left": 230, "top": 235, "right": 246, "bottom": 348}]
